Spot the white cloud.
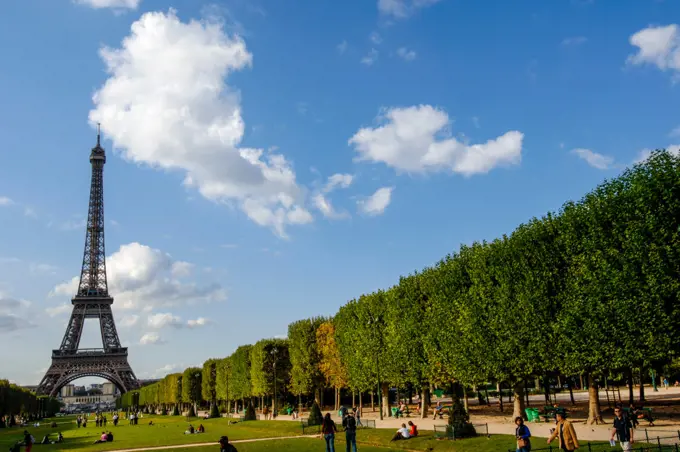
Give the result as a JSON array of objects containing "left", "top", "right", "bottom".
[
  {"left": 358, "top": 187, "right": 393, "bottom": 216},
  {"left": 147, "top": 312, "right": 183, "bottom": 329},
  {"left": 51, "top": 242, "right": 226, "bottom": 312},
  {"left": 349, "top": 105, "right": 523, "bottom": 175},
  {"left": 45, "top": 304, "right": 72, "bottom": 317},
  {"left": 361, "top": 48, "right": 379, "bottom": 66},
  {"left": 670, "top": 125, "right": 680, "bottom": 137},
  {"left": 29, "top": 263, "right": 58, "bottom": 274},
  {"left": 140, "top": 332, "right": 164, "bottom": 345},
  {"left": 170, "top": 261, "right": 194, "bottom": 278},
  {"left": 0, "top": 197, "right": 14, "bottom": 206},
  {"left": 627, "top": 24, "right": 680, "bottom": 79},
  {"left": 60, "top": 218, "right": 86, "bottom": 231},
  {"left": 220, "top": 243, "right": 238, "bottom": 249},
  {"left": 312, "top": 173, "right": 354, "bottom": 219},
  {"left": 75, "top": 0, "right": 140, "bottom": 9},
  {"left": 120, "top": 314, "right": 139, "bottom": 328},
  {"left": 337, "top": 40, "right": 348, "bottom": 54},
  {"left": 0, "top": 296, "right": 34, "bottom": 333},
  {"left": 635, "top": 145, "right": 680, "bottom": 163},
  {"left": 151, "top": 363, "right": 183, "bottom": 377},
  {"left": 571, "top": 148, "right": 614, "bottom": 170},
  {"left": 378, "top": 0, "right": 442, "bottom": 19},
  {"left": 370, "top": 32, "right": 383, "bottom": 45},
  {"left": 323, "top": 173, "right": 354, "bottom": 193},
  {"left": 396, "top": 47, "right": 416, "bottom": 61},
  {"left": 561, "top": 36, "right": 587, "bottom": 46},
  {"left": 89, "top": 9, "right": 312, "bottom": 238},
  {"left": 187, "top": 317, "right": 210, "bottom": 328}
]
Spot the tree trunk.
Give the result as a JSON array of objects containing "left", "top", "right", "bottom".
[
  {"left": 639, "top": 368, "right": 646, "bottom": 402},
  {"left": 497, "top": 382, "right": 503, "bottom": 412},
  {"left": 543, "top": 375, "right": 550, "bottom": 404},
  {"left": 525, "top": 380, "right": 530, "bottom": 407},
  {"left": 534, "top": 377, "right": 540, "bottom": 393},
  {"left": 557, "top": 375, "right": 562, "bottom": 389},
  {"left": 370, "top": 392, "right": 374, "bottom": 412},
  {"left": 381, "top": 383, "right": 390, "bottom": 418},
  {"left": 580, "top": 374, "right": 584, "bottom": 391},
  {"left": 334, "top": 387, "right": 338, "bottom": 411},
  {"left": 352, "top": 390, "right": 356, "bottom": 407},
  {"left": 463, "top": 387, "right": 469, "bottom": 413},
  {"left": 320, "top": 389, "right": 324, "bottom": 410},
  {"left": 420, "top": 384, "right": 429, "bottom": 419},
  {"left": 314, "top": 388, "right": 321, "bottom": 405},
  {"left": 628, "top": 368, "right": 635, "bottom": 405},
  {"left": 513, "top": 381, "right": 526, "bottom": 420},
  {"left": 359, "top": 391, "right": 363, "bottom": 412},
  {"left": 408, "top": 386, "right": 413, "bottom": 405},
  {"left": 484, "top": 386, "right": 489, "bottom": 406},
  {"left": 567, "top": 378, "right": 575, "bottom": 405},
  {"left": 587, "top": 373, "right": 603, "bottom": 425}
]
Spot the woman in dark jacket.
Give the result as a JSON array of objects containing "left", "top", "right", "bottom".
[
  {"left": 515, "top": 416, "right": 531, "bottom": 452},
  {"left": 321, "top": 413, "right": 337, "bottom": 452}
]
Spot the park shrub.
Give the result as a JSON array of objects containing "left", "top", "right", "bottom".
[
  {"left": 308, "top": 401, "right": 323, "bottom": 426},
  {"left": 172, "top": 405, "right": 180, "bottom": 416},
  {"left": 244, "top": 403, "right": 257, "bottom": 421},
  {"left": 446, "top": 396, "right": 476, "bottom": 439},
  {"left": 210, "top": 403, "right": 220, "bottom": 418}
]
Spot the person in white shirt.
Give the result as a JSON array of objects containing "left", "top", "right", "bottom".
[{"left": 390, "top": 423, "right": 411, "bottom": 441}]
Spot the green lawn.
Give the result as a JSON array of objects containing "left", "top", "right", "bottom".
[{"left": 0, "top": 414, "right": 628, "bottom": 452}]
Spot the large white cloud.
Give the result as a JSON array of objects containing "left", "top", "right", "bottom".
[
  {"left": 0, "top": 296, "right": 34, "bottom": 333},
  {"left": 349, "top": 105, "right": 523, "bottom": 175},
  {"left": 628, "top": 24, "right": 680, "bottom": 79},
  {"left": 50, "top": 242, "right": 225, "bottom": 312},
  {"left": 89, "top": 10, "right": 312, "bottom": 238}
]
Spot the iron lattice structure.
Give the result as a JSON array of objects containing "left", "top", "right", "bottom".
[{"left": 37, "top": 130, "right": 138, "bottom": 397}]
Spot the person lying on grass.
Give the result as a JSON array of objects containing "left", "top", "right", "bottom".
[{"left": 391, "top": 423, "right": 411, "bottom": 441}]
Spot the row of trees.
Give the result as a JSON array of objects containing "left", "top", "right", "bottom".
[
  {"left": 0, "top": 380, "right": 62, "bottom": 427},
  {"left": 120, "top": 150, "right": 680, "bottom": 425}
]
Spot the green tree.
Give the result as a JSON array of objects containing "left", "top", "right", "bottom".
[
  {"left": 216, "top": 357, "right": 233, "bottom": 412},
  {"left": 288, "top": 317, "right": 325, "bottom": 403},
  {"left": 182, "top": 367, "right": 202, "bottom": 416},
  {"left": 250, "top": 338, "right": 291, "bottom": 416},
  {"left": 231, "top": 345, "right": 253, "bottom": 411},
  {"left": 202, "top": 358, "right": 219, "bottom": 417}
]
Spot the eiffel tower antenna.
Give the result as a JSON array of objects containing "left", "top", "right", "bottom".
[{"left": 37, "top": 129, "right": 138, "bottom": 397}]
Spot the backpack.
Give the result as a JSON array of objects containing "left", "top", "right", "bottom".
[{"left": 344, "top": 416, "right": 357, "bottom": 432}]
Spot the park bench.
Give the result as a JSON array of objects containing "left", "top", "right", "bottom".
[{"left": 623, "top": 407, "right": 654, "bottom": 426}]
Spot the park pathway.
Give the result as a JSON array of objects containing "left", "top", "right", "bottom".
[{"left": 104, "top": 435, "right": 317, "bottom": 452}]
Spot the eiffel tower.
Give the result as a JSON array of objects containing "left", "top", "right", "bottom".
[{"left": 37, "top": 126, "right": 138, "bottom": 397}]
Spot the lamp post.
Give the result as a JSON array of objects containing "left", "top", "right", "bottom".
[
  {"left": 367, "top": 315, "right": 383, "bottom": 420},
  {"left": 271, "top": 347, "right": 278, "bottom": 419}
]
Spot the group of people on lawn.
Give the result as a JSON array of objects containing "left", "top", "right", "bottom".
[
  {"left": 320, "top": 409, "right": 418, "bottom": 452},
  {"left": 515, "top": 402, "right": 642, "bottom": 452}
]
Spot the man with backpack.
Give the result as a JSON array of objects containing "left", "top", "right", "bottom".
[
  {"left": 342, "top": 413, "right": 358, "bottom": 452},
  {"left": 218, "top": 436, "right": 238, "bottom": 452}
]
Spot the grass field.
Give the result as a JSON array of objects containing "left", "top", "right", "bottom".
[{"left": 0, "top": 414, "right": 614, "bottom": 452}]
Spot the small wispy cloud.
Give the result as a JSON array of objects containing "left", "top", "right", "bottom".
[
  {"left": 361, "top": 48, "right": 379, "bottom": 66},
  {"left": 571, "top": 148, "right": 614, "bottom": 170},
  {"left": 561, "top": 36, "right": 588, "bottom": 46},
  {"left": 396, "top": 47, "right": 416, "bottom": 61},
  {"left": 337, "top": 40, "right": 348, "bottom": 54}
]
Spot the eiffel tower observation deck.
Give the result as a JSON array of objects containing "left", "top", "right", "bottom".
[{"left": 37, "top": 126, "right": 138, "bottom": 397}]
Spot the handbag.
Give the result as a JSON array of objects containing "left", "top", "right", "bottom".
[{"left": 517, "top": 437, "right": 528, "bottom": 448}]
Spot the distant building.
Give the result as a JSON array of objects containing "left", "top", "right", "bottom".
[
  {"left": 102, "top": 383, "right": 115, "bottom": 395},
  {"left": 61, "top": 385, "right": 75, "bottom": 397}
]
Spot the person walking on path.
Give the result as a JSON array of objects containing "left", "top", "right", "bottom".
[
  {"left": 515, "top": 416, "right": 531, "bottom": 452},
  {"left": 547, "top": 412, "right": 579, "bottom": 451},
  {"left": 342, "top": 412, "right": 358, "bottom": 452},
  {"left": 321, "top": 413, "right": 338, "bottom": 452},
  {"left": 611, "top": 407, "right": 634, "bottom": 451}
]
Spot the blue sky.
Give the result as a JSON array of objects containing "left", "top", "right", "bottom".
[{"left": 1, "top": 0, "right": 680, "bottom": 385}]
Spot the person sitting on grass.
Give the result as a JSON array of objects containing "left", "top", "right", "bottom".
[
  {"left": 219, "top": 435, "right": 238, "bottom": 452},
  {"left": 408, "top": 421, "right": 418, "bottom": 437},
  {"left": 198, "top": 424, "right": 205, "bottom": 433},
  {"left": 148, "top": 420, "right": 154, "bottom": 426},
  {"left": 57, "top": 433, "right": 64, "bottom": 443},
  {"left": 390, "top": 423, "right": 411, "bottom": 441},
  {"left": 106, "top": 432, "right": 113, "bottom": 442},
  {"left": 93, "top": 432, "right": 108, "bottom": 444},
  {"left": 185, "top": 424, "right": 195, "bottom": 434}
]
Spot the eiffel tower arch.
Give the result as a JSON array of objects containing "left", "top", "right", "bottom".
[{"left": 37, "top": 127, "right": 138, "bottom": 397}]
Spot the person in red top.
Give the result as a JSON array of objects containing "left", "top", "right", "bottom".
[{"left": 408, "top": 421, "right": 418, "bottom": 437}]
